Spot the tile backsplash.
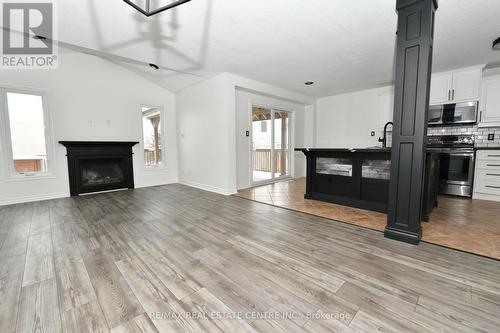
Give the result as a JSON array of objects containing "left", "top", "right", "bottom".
[
  {"left": 383, "top": 125, "right": 500, "bottom": 148},
  {"left": 427, "top": 125, "right": 500, "bottom": 148}
]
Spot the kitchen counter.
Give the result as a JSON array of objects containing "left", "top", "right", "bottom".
[
  {"left": 475, "top": 146, "right": 500, "bottom": 150},
  {"left": 297, "top": 148, "right": 391, "bottom": 212},
  {"left": 298, "top": 148, "right": 440, "bottom": 218},
  {"left": 296, "top": 147, "right": 391, "bottom": 153}
]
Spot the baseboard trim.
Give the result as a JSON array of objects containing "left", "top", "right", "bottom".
[
  {"left": 135, "top": 178, "right": 179, "bottom": 189},
  {"left": 472, "top": 192, "right": 500, "bottom": 202},
  {"left": 180, "top": 180, "right": 237, "bottom": 196},
  {"left": 384, "top": 226, "right": 422, "bottom": 245},
  {"left": 0, "top": 192, "right": 68, "bottom": 206},
  {"left": 0, "top": 179, "right": 182, "bottom": 206}
]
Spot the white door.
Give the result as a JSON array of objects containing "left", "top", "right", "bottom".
[
  {"left": 480, "top": 78, "right": 500, "bottom": 125},
  {"left": 430, "top": 73, "right": 452, "bottom": 105},
  {"left": 452, "top": 69, "right": 481, "bottom": 102}
]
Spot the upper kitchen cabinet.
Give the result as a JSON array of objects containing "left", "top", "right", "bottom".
[
  {"left": 453, "top": 68, "right": 482, "bottom": 101},
  {"left": 429, "top": 73, "right": 453, "bottom": 105},
  {"left": 429, "top": 67, "right": 482, "bottom": 105},
  {"left": 479, "top": 76, "right": 500, "bottom": 127}
]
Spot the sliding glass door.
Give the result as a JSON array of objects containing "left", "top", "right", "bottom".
[
  {"left": 251, "top": 107, "right": 273, "bottom": 183},
  {"left": 274, "top": 111, "right": 290, "bottom": 179},
  {"left": 251, "top": 106, "right": 291, "bottom": 185}
]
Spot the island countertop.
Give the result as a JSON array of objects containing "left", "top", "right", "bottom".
[
  {"left": 295, "top": 147, "right": 391, "bottom": 153},
  {"left": 297, "top": 147, "right": 440, "bottom": 219}
]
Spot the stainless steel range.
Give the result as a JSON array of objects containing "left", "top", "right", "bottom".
[{"left": 427, "top": 135, "right": 475, "bottom": 197}]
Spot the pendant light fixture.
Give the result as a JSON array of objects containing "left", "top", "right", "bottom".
[
  {"left": 493, "top": 37, "right": 500, "bottom": 51},
  {"left": 123, "top": 0, "right": 191, "bottom": 17}
]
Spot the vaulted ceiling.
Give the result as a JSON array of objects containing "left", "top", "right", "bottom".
[{"left": 55, "top": 0, "right": 500, "bottom": 97}]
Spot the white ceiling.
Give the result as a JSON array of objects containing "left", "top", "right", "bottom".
[{"left": 54, "top": 0, "right": 500, "bottom": 97}]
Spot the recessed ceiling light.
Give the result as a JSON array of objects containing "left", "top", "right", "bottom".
[
  {"left": 305, "top": 81, "right": 314, "bottom": 86},
  {"left": 493, "top": 37, "right": 500, "bottom": 50},
  {"left": 149, "top": 63, "right": 159, "bottom": 70}
]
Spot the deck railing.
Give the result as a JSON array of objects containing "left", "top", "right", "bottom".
[
  {"left": 13, "top": 156, "right": 47, "bottom": 173},
  {"left": 252, "top": 149, "right": 289, "bottom": 175},
  {"left": 144, "top": 149, "right": 162, "bottom": 166}
]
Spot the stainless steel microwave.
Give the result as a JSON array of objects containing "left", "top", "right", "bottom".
[{"left": 428, "top": 101, "right": 478, "bottom": 126}]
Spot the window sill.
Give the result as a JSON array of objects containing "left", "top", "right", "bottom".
[{"left": 3, "top": 174, "right": 56, "bottom": 183}]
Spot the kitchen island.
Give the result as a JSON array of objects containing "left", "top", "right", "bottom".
[{"left": 297, "top": 148, "right": 440, "bottom": 217}]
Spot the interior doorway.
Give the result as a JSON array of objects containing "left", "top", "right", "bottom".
[{"left": 251, "top": 106, "right": 291, "bottom": 185}]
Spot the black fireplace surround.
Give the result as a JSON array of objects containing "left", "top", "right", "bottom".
[{"left": 59, "top": 141, "right": 138, "bottom": 196}]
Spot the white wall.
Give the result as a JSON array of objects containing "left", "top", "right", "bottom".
[
  {"left": 176, "top": 74, "right": 235, "bottom": 195},
  {"left": 177, "top": 73, "right": 315, "bottom": 195},
  {"left": 0, "top": 50, "right": 178, "bottom": 205},
  {"left": 235, "top": 90, "right": 309, "bottom": 190},
  {"left": 316, "top": 86, "right": 393, "bottom": 148}
]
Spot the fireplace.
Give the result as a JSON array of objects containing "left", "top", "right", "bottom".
[
  {"left": 81, "top": 159, "right": 124, "bottom": 187},
  {"left": 59, "top": 141, "right": 138, "bottom": 196}
]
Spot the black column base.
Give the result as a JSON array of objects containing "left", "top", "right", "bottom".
[{"left": 384, "top": 226, "right": 421, "bottom": 245}]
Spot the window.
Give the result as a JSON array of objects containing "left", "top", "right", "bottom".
[
  {"left": 0, "top": 88, "right": 53, "bottom": 177},
  {"left": 142, "top": 106, "right": 164, "bottom": 167}
]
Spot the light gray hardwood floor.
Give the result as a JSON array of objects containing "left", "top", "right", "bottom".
[{"left": 0, "top": 184, "right": 499, "bottom": 332}]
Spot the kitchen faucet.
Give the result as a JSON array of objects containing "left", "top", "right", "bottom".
[{"left": 378, "top": 122, "right": 393, "bottom": 148}]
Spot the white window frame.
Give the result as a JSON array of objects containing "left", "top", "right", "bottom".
[
  {"left": 140, "top": 104, "right": 166, "bottom": 169},
  {"left": 0, "top": 87, "right": 55, "bottom": 180}
]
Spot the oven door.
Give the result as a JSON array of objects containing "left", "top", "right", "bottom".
[{"left": 439, "top": 150, "right": 475, "bottom": 186}]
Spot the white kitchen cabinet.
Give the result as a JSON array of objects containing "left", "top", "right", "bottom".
[
  {"left": 430, "top": 73, "right": 452, "bottom": 105},
  {"left": 473, "top": 150, "right": 500, "bottom": 202},
  {"left": 452, "top": 68, "right": 481, "bottom": 102},
  {"left": 479, "top": 77, "right": 500, "bottom": 127},
  {"left": 379, "top": 90, "right": 394, "bottom": 131},
  {"left": 429, "top": 67, "right": 482, "bottom": 105}
]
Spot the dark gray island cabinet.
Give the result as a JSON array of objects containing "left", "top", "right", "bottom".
[{"left": 297, "top": 148, "right": 439, "bottom": 218}]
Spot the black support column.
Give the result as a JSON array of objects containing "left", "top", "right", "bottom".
[{"left": 385, "top": 0, "right": 438, "bottom": 244}]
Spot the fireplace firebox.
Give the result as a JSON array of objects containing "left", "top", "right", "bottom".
[{"left": 60, "top": 141, "right": 138, "bottom": 196}]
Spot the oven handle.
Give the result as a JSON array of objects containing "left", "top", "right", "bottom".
[
  {"left": 437, "top": 148, "right": 475, "bottom": 154},
  {"left": 441, "top": 153, "right": 475, "bottom": 157}
]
